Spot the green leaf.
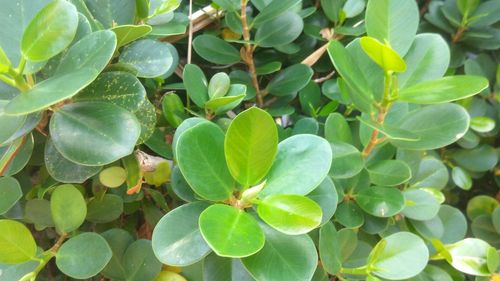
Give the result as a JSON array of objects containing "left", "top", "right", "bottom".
[
  {"left": 242, "top": 223, "right": 318, "bottom": 281},
  {"left": 193, "top": 35, "right": 240, "bottom": 65},
  {"left": 112, "top": 25, "right": 152, "bottom": 48},
  {"left": 470, "top": 116, "right": 496, "bottom": 133},
  {"left": 0, "top": 47, "right": 11, "bottom": 73},
  {"left": 451, "top": 144, "right": 498, "bottom": 172},
  {"left": 152, "top": 202, "right": 211, "bottom": 266},
  {"left": 119, "top": 39, "right": 173, "bottom": 78},
  {"left": 335, "top": 201, "right": 365, "bottom": 228},
  {"left": 307, "top": 177, "right": 339, "bottom": 225},
  {"left": 183, "top": 64, "right": 209, "bottom": 108},
  {"left": 402, "top": 189, "right": 441, "bottom": 221},
  {"left": 366, "top": 160, "right": 411, "bottom": 186},
  {"left": 257, "top": 194, "right": 322, "bottom": 235},
  {"left": 451, "top": 166, "right": 472, "bottom": 190},
  {"left": 492, "top": 207, "right": 500, "bottom": 234},
  {"left": 99, "top": 167, "right": 127, "bottom": 188},
  {"left": 75, "top": 71, "right": 146, "bottom": 112},
  {"left": 255, "top": 12, "right": 303, "bottom": 47},
  {"left": 445, "top": 238, "right": 491, "bottom": 276},
  {"left": 56, "top": 233, "right": 112, "bottom": 279},
  {"left": 329, "top": 141, "right": 364, "bottom": 179},
  {"left": 0, "top": 177, "right": 22, "bottom": 215},
  {"left": 398, "top": 33, "right": 450, "bottom": 89},
  {"left": 368, "top": 232, "right": 429, "bottom": 280},
  {"left": 390, "top": 104, "right": 470, "bottom": 150},
  {"left": 44, "top": 138, "right": 102, "bottom": 183},
  {"left": 360, "top": 37, "right": 406, "bottom": 73},
  {"left": 225, "top": 107, "right": 278, "bottom": 187},
  {"left": 203, "top": 253, "right": 254, "bottom": 281},
  {"left": 4, "top": 68, "right": 98, "bottom": 116},
  {"left": 21, "top": 0, "right": 78, "bottom": 61},
  {"left": 204, "top": 95, "right": 245, "bottom": 112},
  {"left": 467, "top": 195, "right": 499, "bottom": 221},
  {"left": 24, "top": 199, "right": 54, "bottom": 228},
  {"left": 172, "top": 118, "right": 208, "bottom": 156},
  {"left": 86, "top": 194, "right": 123, "bottom": 223},
  {"left": 199, "top": 204, "right": 264, "bottom": 257},
  {"left": 0, "top": 220, "right": 37, "bottom": 264},
  {"left": 162, "top": 93, "right": 186, "bottom": 128},
  {"left": 260, "top": 135, "right": 332, "bottom": 196},
  {"left": 55, "top": 30, "right": 117, "bottom": 75},
  {"left": 398, "top": 76, "right": 489, "bottom": 104},
  {"left": 0, "top": 134, "right": 34, "bottom": 177},
  {"left": 0, "top": 101, "right": 28, "bottom": 143},
  {"left": 208, "top": 72, "right": 231, "bottom": 99},
  {"left": 457, "top": 0, "right": 480, "bottom": 15},
  {"left": 134, "top": 99, "right": 157, "bottom": 143},
  {"left": 266, "top": 64, "right": 313, "bottom": 96},
  {"left": 149, "top": 0, "right": 180, "bottom": 18},
  {"left": 319, "top": 222, "right": 342, "bottom": 275},
  {"left": 85, "top": 0, "right": 135, "bottom": 28},
  {"left": 365, "top": 0, "right": 419, "bottom": 56},
  {"left": 356, "top": 186, "right": 405, "bottom": 217},
  {"left": 176, "top": 122, "right": 234, "bottom": 201},
  {"left": 50, "top": 184, "right": 87, "bottom": 233},
  {"left": 343, "top": 0, "right": 366, "bottom": 18},
  {"left": 324, "top": 113, "right": 352, "bottom": 143},
  {"left": 327, "top": 41, "right": 375, "bottom": 113},
  {"left": 123, "top": 240, "right": 162, "bottom": 281},
  {"left": 252, "top": 0, "right": 301, "bottom": 26},
  {"left": 100, "top": 229, "right": 133, "bottom": 280},
  {"left": 50, "top": 102, "right": 141, "bottom": 166}
]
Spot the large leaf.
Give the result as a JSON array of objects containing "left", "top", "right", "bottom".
[
  {"left": 368, "top": 232, "right": 429, "bottom": 280},
  {"left": 0, "top": 177, "right": 22, "bottom": 215},
  {"left": 56, "top": 233, "right": 112, "bottom": 279},
  {"left": 199, "top": 204, "right": 265, "bottom": 257},
  {"left": 50, "top": 102, "right": 141, "bottom": 166},
  {"left": 119, "top": 39, "right": 173, "bottom": 78},
  {"left": 176, "top": 122, "right": 234, "bottom": 201},
  {"left": 266, "top": 64, "right": 313, "bottom": 96},
  {"left": 21, "top": 0, "right": 78, "bottom": 61},
  {"left": 365, "top": 0, "right": 419, "bottom": 56},
  {"left": 242, "top": 223, "right": 317, "bottom": 281},
  {"left": 260, "top": 135, "right": 332, "bottom": 196},
  {"left": 390, "top": 104, "right": 470, "bottom": 150},
  {"left": 152, "top": 202, "right": 211, "bottom": 266},
  {"left": 398, "top": 76, "right": 489, "bottom": 104},
  {"left": 193, "top": 35, "right": 240, "bottom": 65},
  {"left": 50, "top": 184, "right": 87, "bottom": 233},
  {"left": 255, "top": 12, "right": 303, "bottom": 47},
  {"left": 355, "top": 186, "right": 405, "bottom": 218},
  {"left": 44, "top": 138, "right": 102, "bottom": 183},
  {"left": 225, "top": 107, "right": 278, "bottom": 187},
  {"left": 75, "top": 71, "right": 146, "bottom": 112},
  {"left": 257, "top": 194, "right": 322, "bottom": 235},
  {"left": 445, "top": 238, "right": 492, "bottom": 276},
  {"left": 0, "top": 220, "right": 37, "bottom": 264},
  {"left": 398, "top": 33, "right": 450, "bottom": 88}
]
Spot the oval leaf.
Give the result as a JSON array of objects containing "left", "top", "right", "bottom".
[
  {"left": 50, "top": 184, "right": 87, "bottom": 233},
  {"left": 0, "top": 220, "right": 37, "bottom": 264}
]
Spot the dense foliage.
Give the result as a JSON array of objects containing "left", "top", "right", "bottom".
[{"left": 0, "top": 0, "right": 499, "bottom": 280}]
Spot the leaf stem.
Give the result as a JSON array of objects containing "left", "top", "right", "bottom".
[
  {"left": 240, "top": 0, "right": 263, "bottom": 107},
  {"left": 340, "top": 265, "right": 369, "bottom": 275},
  {"left": 19, "top": 234, "right": 68, "bottom": 281}
]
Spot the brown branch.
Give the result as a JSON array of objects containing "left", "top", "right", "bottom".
[
  {"left": 452, "top": 26, "right": 466, "bottom": 43},
  {"left": 0, "top": 136, "right": 27, "bottom": 177},
  {"left": 240, "top": 0, "right": 263, "bottom": 107}
]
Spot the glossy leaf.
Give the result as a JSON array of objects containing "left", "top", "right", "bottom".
[
  {"left": 199, "top": 204, "right": 265, "bottom": 257},
  {"left": 0, "top": 220, "right": 37, "bottom": 264},
  {"left": 119, "top": 39, "right": 173, "bottom": 78},
  {"left": 208, "top": 72, "right": 231, "bottom": 99},
  {"left": 176, "top": 122, "right": 234, "bottom": 201},
  {"left": 50, "top": 102, "right": 141, "bottom": 166},
  {"left": 451, "top": 166, "right": 472, "bottom": 190},
  {"left": 360, "top": 37, "right": 406, "bottom": 72},
  {"left": 255, "top": 12, "right": 303, "bottom": 47},
  {"left": 266, "top": 64, "right": 313, "bottom": 96},
  {"left": 225, "top": 107, "right": 278, "bottom": 187},
  {"left": 366, "top": 160, "right": 411, "bottom": 186},
  {"left": 56, "top": 233, "right": 112, "bottom": 279},
  {"left": 50, "top": 184, "right": 87, "bottom": 233},
  {"left": 99, "top": 167, "right": 127, "bottom": 188},
  {"left": 398, "top": 76, "right": 489, "bottom": 104},
  {"left": 402, "top": 189, "right": 441, "bottom": 221},
  {"left": 112, "top": 24, "right": 152, "bottom": 48},
  {"left": 356, "top": 186, "right": 405, "bottom": 217},
  {"left": 21, "top": 0, "right": 78, "bottom": 61},
  {"left": 0, "top": 177, "right": 22, "bottom": 215},
  {"left": 152, "top": 202, "right": 211, "bottom": 266},
  {"left": 183, "top": 64, "right": 209, "bottom": 108},
  {"left": 445, "top": 238, "right": 491, "bottom": 276},
  {"left": 261, "top": 135, "right": 332, "bottom": 196},
  {"left": 257, "top": 194, "right": 322, "bottom": 235},
  {"left": 193, "top": 35, "right": 240, "bottom": 65}
]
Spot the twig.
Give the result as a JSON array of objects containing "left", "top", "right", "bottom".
[
  {"left": 187, "top": 0, "right": 194, "bottom": 64},
  {"left": 314, "top": 70, "right": 336, "bottom": 83}
]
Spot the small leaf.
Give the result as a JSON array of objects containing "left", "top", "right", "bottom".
[
  {"left": 86, "top": 194, "right": 123, "bottom": 223},
  {"left": 266, "top": 64, "right": 313, "bottom": 96},
  {"left": 398, "top": 76, "right": 489, "bottom": 104},
  {"left": 366, "top": 160, "right": 411, "bottom": 186},
  {"left": 470, "top": 116, "right": 496, "bottom": 133},
  {"left": 183, "top": 64, "right": 209, "bottom": 108},
  {"left": 193, "top": 35, "right": 240, "bottom": 65},
  {"left": 208, "top": 72, "right": 231, "bottom": 99},
  {"left": 176, "top": 122, "right": 234, "bottom": 201},
  {"left": 99, "top": 167, "right": 127, "bottom": 188},
  {"left": 360, "top": 37, "right": 406, "bottom": 72},
  {"left": 199, "top": 204, "right": 265, "bottom": 257},
  {"left": 50, "top": 184, "right": 87, "bottom": 233},
  {"left": 56, "top": 233, "right": 112, "bottom": 279},
  {"left": 257, "top": 194, "right": 322, "bottom": 235},
  {"left": 330, "top": 141, "right": 364, "bottom": 179},
  {"left": 225, "top": 107, "right": 278, "bottom": 187},
  {"left": 152, "top": 202, "right": 211, "bottom": 266},
  {"left": 356, "top": 186, "right": 405, "bottom": 217},
  {"left": 451, "top": 166, "right": 472, "bottom": 190},
  {"left": 21, "top": 0, "right": 78, "bottom": 61},
  {"left": 162, "top": 93, "right": 187, "bottom": 128},
  {"left": 0, "top": 220, "right": 37, "bottom": 264},
  {"left": 0, "top": 177, "right": 22, "bottom": 215}
]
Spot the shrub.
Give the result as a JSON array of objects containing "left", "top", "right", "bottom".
[{"left": 0, "top": 0, "right": 499, "bottom": 280}]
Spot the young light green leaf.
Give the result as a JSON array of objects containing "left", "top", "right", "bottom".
[
  {"left": 0, "top": 220, "right": 37, "bottom": 264},
  {"left": 21, "top": 0, "right": 78, "bottom": 61},
  {"left": 360, "top": 37, "right": 406, "bottom": 73},
  {"left": 50, "top": 184, "right": 87, "bottom": 234},
  {"left": 398, "top": 76, "right": 489, "bottom": 104},
  {"left": 208, "top": 72, "right": 231, "bottom": 99},
  {"left": 257, "top": 194, "right": 322, "bottom": 235},
  {"left": 112, "top": 25, "right": 152, "bottom": 48},
  {"left": 176, "top": 122, "right": 234, "bottom": 201},
  {"left": 199, "top": 204, "right": 264, "bottom": 257},
  {"left": 470, "top": 116, "right": 496, "bottom": 133},
  {"left": 225, "top": 107, "right": 278, "bottom": 187}
]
